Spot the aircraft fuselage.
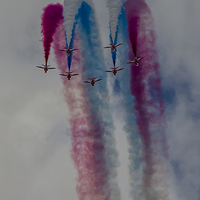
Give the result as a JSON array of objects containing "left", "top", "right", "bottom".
[
  {"left": 66, "top": 49, "right": 71, "bottom": 55},
  {"left": 67, "top": 74, "right": 71, "bottom": 80},
  {"left": 91, "top": 80, "right": 95, "bottom": 86},
  {"left": 134, "top": 59, "right": 139, "bottom": 66},
  {"left": 111, "top": 45, "right": 115, "bottom": 52}
]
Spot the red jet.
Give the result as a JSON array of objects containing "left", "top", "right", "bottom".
[
  {"left": 59, "top": 71, "right": 79, "bottom": 80},
  {"left": 36, "top": 63, "right": 56, "bottom": 73},
  {"left": 127, "top": 56, "right": 145, "bottom": 66},
  {"left": 105, "top": 66, "right": 124, "bottom": 76},
  {"left": 104, "top": 43, "right": 123, "bottom": 52},
  {"left": 60, "top": 47, "right": 78, "bottom": 56},
  {"left": 83, "top": 77, "right": 102, "bottom": 87}
]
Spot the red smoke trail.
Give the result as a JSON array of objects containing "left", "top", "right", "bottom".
[
  {"left": 125, "top": 0, "right": 141, "bottom": 57},
  {"left": 53, "top": 22, "right": 110, "bottom": 200},
  {"left": 41, "top": 3, "right": 63, "bottom": 64},
  {"left": 125, "top": 0, "right": 169, "bottom": 199}
]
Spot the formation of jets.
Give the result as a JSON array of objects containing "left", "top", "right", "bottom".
[
  {"left": 104, "top": 42, "right": 123, "bottom": 52},
  {"left": 36, "top": 64, "right": 56, "bottom": 73},
  {"left": 36, "top": 43, "right": 145, "bottom": 87},
  {"left": 59, "top": 71, "right": 79, "bottom": 80},
  {"left": 83, "top": 77, "right": 102, "bottom": 87},
  {"left": 60, "top": 47, "right": 78, "bottom": 56}
]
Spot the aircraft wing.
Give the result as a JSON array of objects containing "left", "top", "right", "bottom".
[
  {"left": 83, "top": 81, "right": 91, "bottom": 83},
  {"left": 95, "top": 79, "right": 102, "bottom": 82},
  {"left": 138, "top": 56, "right": 145, "bottom": 61},
  {"left": 104, "top": 46, "right": 111, "bottom": 48},
  {"left": 48, "top": 67, "right": 56, "bottom": 69},
  {"left": 36, "top": 66, "right": 44, "bottom": 69},
  {"left": 116, "top": 43, "right": 123, "bottom": 47},
  {"left": 105, "top": 70, "right": 113, "bottom": 72},
  {"left": 60, "top": 49, "right": 66, "bottom": 51},
  {"left": 59, "top": 74, "right": 67, "bottom": 76},
  {"left": 72, "top": 49, "right": 78, "bottom": 51},
  {"left": 127, "top": 61, "right": 134, "bottom": 64},
  {"left": 117, "top": 68, "right": 124, "bottom": 71},
  {"left": 71, "top": 74, "right": 79, "bottom": 76}
]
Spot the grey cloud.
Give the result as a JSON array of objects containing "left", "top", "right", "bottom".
[
  {"left": 148, "top": 0, "right": 200, "bottom": 199},
  {"left": 1, "top": 0, "right": 200, "bottom": 200}
]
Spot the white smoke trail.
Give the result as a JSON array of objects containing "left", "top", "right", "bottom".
[
  {"left": 63, "top": 0, "right": 97, "bottom": 46},
  {"left": 106, "top": 0, "right": 122, "bottom": 41},
  {"left": 75, "top": 1, "right": 121, "bottom": 199},
  {"left": 63, "top": 0, "right": 82, "bottom": 46}
]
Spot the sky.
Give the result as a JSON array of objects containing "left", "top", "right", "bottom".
[{"left": 0, "top": 0, "right": 200, "bottom": 200}]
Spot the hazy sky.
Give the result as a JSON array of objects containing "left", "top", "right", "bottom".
[{"left": 0, "top": 0, "right": 200, "bottom": 200}]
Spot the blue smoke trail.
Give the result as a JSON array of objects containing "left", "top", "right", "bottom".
[
  {"left": 75, "top": 1, "right": 121, "bottom": 200},
  {"left": 65, "top": 23, "right": 76, "bottom": 71},
  {"left": 116, "top": 7, "right": 143, "bottom": 200},
  {"left": 109, "top": 24, "right": 119, "bottom": 66}
]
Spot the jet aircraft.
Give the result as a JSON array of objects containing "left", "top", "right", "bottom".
[
  {"left": 127, "top": 56, "right": 145, "bottom": 66},
  {"left": 36, "top": 64, "right": 56, "bottom": 73},
  {"left": 105, "top": 66, "right": 124, "bottom": 76},
  {"left": 60, "top": 47, "right": 78, "bottom": 56},
  {"left": 59, "top": 71, "right": 79, "bottom": 80},
  {"left": 83, "top": 77, "right": 102, "bottom": 87},
  {"left": 104, "top": 43, "right": 123, "bottom": 52}
]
